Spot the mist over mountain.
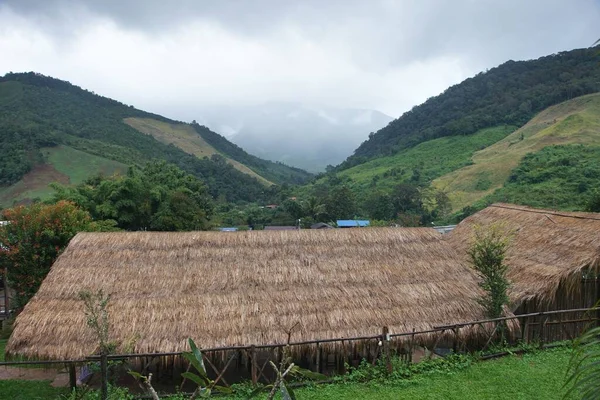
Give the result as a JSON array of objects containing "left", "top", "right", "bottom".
[{"left": 195, "top": 102, "right": 393, "bottom": 172}]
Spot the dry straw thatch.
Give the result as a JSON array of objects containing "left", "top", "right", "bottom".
[
  {"left": 7, "top": 228, "right": 484, "bottom": 360},
  {"left": 447, "top": 203, "right": 600, "bottom": 309}
]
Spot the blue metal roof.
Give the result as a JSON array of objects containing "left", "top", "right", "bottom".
[{"left": 336, "top": 220, "right": 370, "bottom": 227}]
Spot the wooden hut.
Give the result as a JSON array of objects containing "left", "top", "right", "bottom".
[
  {"left": 7, "top": 228, "right": 486, "bottom": 365},
  {"left": 447, "top": 203, "right": 600, "bottom": 341}
]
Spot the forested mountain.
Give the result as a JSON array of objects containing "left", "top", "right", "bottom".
[
  {"left": 195, "top": 102, "right": 393, "bottom": 172},
  {"left": 0, "top": 72, "right": 311, "bottom": 205},
  {"left": 340, "top": 47, "right": 600, "bottom": 170}
]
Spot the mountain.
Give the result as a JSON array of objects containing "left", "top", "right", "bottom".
[
  {"left": 302, "top": 93, "right": 600, "bottom": 222},
  {"left": 194, "top": 102, "right": 393, "bottom": 172},
  {"left": 339, "top": 47, "right": 600, "bottom": 171},
  {"left": 433, "top": 93, "right": 600, "bottom": 211},
  {"left": 0, "top": 72, "right": 311, "bottom": 206}
]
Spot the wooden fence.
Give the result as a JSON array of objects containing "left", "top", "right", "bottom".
[{"left": 1, "top": 307, "right": 598, "bottom": 396}]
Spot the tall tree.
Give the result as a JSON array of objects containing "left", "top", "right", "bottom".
[{"left": 0, "top": 201, "right": 109, "bottom": 308}]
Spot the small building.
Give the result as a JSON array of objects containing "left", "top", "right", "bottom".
[
  {"left": 337, "top": 220, "right": 370, "bottom": 228},
  {"left": 218, "top": 227, "right": 238, "bottom": 232},
  {"left": 447, "top": 203, "right": 600, "bottom": 341},
  {"left": 433, "top": 225, "right": 456, "bottom": 234},
  {"left": 7, "top": 228, "right": 486, "bottom": 364}
]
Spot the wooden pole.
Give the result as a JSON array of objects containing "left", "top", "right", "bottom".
[
  {"left": 315, "top": 342, "right": 321, "bottom": 373},
  {"left": 250, "top": 345, "right": 257, "bottom": 386},
  {"left": 68, "top": 363, "right": 77, "bottom": 390},
  {"left": 100, "top": 353, "right": 108, "bottom": 400},
  {"left": 382, "top": 327, "right": 392, "bottom": 374}
]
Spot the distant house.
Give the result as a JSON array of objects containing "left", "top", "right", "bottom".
[
  {"left": 265, "top": 204, "right": 278, "bottom": 210},
  {"left": 337, "top": 220, "right": 370, "bottom": 228},
  {"left": 264, "top": 226, "right": 298, "bottom": 231},
  {"left": 433, "top": 225, "right": 456, "bottom": 234},
  {"left": 311, "top": 222, "right": 333, "bottom": 229},
  {"left": 218, "top": 227, "right": 238, "bottom": 232}
]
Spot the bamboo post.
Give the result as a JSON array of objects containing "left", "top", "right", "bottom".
[
  {"left": 452, "top": 326, "right": 459, "bottom": 353},
  {"left": 250, "top": 345, "right": 258, "bottom": 386},
  {"left": 522, "top": 315, "right": 529, "bottom": 344},
  {"left": 68, "top": 363, "right": 77, "bottom": 390},
  {"left": 382, "top": 327, "right": 392, "bottom": 374},
  {"left": 100, "top": 353, "right": 108, "bottom": 400},
  {"left": 315, "top": 342, "right": 321, "bottom": 373},
  {"left": 409, "top": 328, "right": 415, "bottom": 365}
]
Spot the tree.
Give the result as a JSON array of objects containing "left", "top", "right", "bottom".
[
  {"left": 468, "top": 226, "right": 511, "bottom": 319},
  {"left": 325, "top": 186, "right": 357, "bottom": 220},
  {"left": 52, "top": 161, "right": 214, "bottom": 231},
  {"left": 364, "top": 191, "right": 394, "bottom": 221},
  {"left": 586, "top": 189, "right": 600, "bottom": 212},
  {"left": 303, "top": 196, "right": 326, "bottom": 221},
  {"left": 0, "top": 201, "right": 99, "bottom": 308}
]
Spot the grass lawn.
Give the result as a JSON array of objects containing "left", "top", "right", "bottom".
[
  {"left": 0, "top": 347, "right": 576, "bottom": 399},
  {"left": 0, "top": 380, "right": 69, "bottom": 400},
  {"left": 231, "top": 347, "right": 574, "bottom": 400}
]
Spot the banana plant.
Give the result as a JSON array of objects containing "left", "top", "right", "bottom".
[
  {"left": 130, "top": 338, "right": 232, "bottom": 399},
  {"left": 249, "top": 348, "right": 326, "bottom": 400},
  {"left": 181, "top": 338, "right": 232, "bottom": 399}
]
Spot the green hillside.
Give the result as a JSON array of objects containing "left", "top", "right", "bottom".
[
  {"left": 0, "top": 72, "right": 310, "bottom": 206},
  {"left": 433, "top": 93, "right": 600, "bottom": 211},
  {"left": 340, "top": 47, "right": 600, "bottom": 170},
  {"left": 480, "top": 144, "right": 600, "bottom": 211},
  {"left": 335, "top": 125, "right": 515, "bottom": 194},
  {"left": 124, "top": 118, "right": 273, "bottom": 186},
  {"left": 0, "top": 145, "right": 127, "bottom": 205},
  {"left": 294, "top": 93, "right": 600, "bottom": 225}
]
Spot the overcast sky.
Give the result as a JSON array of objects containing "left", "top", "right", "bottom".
[{"left": 1, "top": 0, "right": 599, "bottom": 121}]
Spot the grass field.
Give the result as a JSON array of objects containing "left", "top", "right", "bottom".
[
  {"left": 0, "top": 346, "right": 577, "bottom": 399},
  {"left": 125, "top": 117, "right": 273, "bottom": 186},
  {"left": 433, "top": 93, "right": 600, "bottom": 211},
  {"left": 0, "top": 145, "right": 127, "bottom": 207}
]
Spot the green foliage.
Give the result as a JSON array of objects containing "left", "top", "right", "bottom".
[
  {"left": 484, "top": 145, "right": 600, "bottom": 211},
  {"left": 336, "top": 126, "right": 514, "bottom": 192},
  {"left": 62, "top": 384, "right": 134, "bottom": 400},
  {"left": 564, "top": 317, "right": 600, "bottom": 399},
  {"left": 79, "top": 290, "right": 114, "bottom": 355},
  {"left": 341, "top": 47, "right": 600, "bottom": 169},
  {"left": 0, "top": 201, "right": 95, "bottom": 308},
  {"left": 52, "top": 161, "right": 214, "bottom": 231},
  {"left": 324, "top": 186, "right": 357, "bottom": 220},
  {"left": 468, "top": 226, "right": 511, "bottom": 319}
]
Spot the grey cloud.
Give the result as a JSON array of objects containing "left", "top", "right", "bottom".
[{"left": 0, "top": 0, "right": 599, "bottom": 119}]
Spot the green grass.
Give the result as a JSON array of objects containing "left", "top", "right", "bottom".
[
  {"left": 0, "top": 339, "right": 6, "bottom": 361},
  {"left": 0, "top": 347, "right": 575, "bottom": 399},
  {"left": 0, "top": 380, "right": 69, "bottom": 400},
  {"left": 43, "top": 145, "right": 127, "bottom": 185},
  {"left": 475, "top": 144, "right": 600, "bottom": 211},
  {"left": 434, "top": 93, "right": 600, "bottom": 211},
  {"left": 240, "top": 347, "right": 573, "bottom": 400},
  {"left": 0, "top": 145, "right": 127, "bottom": 206}
]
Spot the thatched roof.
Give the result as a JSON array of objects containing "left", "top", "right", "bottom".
[
  {"left": 7, "top": 228, "right": 484, "bottom": 360},
  {"left": 447, "top": 203, "right": 600, "bottom": 308}
]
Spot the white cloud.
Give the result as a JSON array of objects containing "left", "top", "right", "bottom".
[{"left": 0, "top": 1, "right": 599, "bottom": 120}]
